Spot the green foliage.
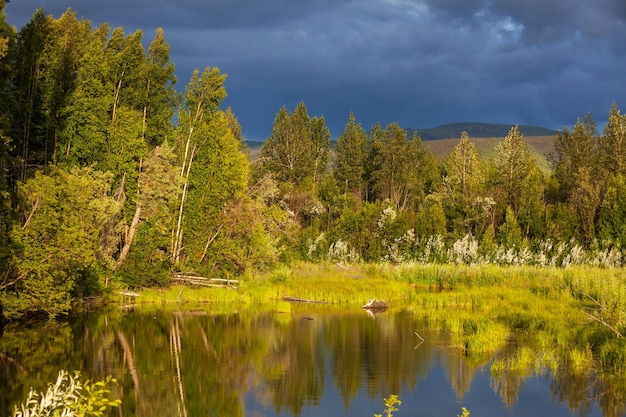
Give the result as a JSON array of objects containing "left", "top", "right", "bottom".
[
  {"left": 117, "top": 219, "right": 172, "bottom": 288},
  {"left": 597, "top": 173, "right": 626, "bottom": 247},
  {"left": 568, "top": 166, "right": 600, "bottom": 244},
  {"left": 59, "top": 38, "right": 110, "bottom": 166},
  {"left": 599, "top": 103, "right": 626, "bottom": 177},
  {"left": 551, "top": 113, "right": 598, "bottom": 200},
  {"left": 369, "top": 123, "right": 438, "bottom": 211},
  {"left": 490, "top": 125, "right": 535, "bottom": 216},
  {"left": 178, "top": 110, "right": 249, "bottom": 272},
  {"left": 12, "top": 370, "right": 120, "bottom": 417},
  {"left": 374, "top": 394, "right": 401, "bottom": 417},
  {"left": 334, "top": 112, "right": 369, "bottom": 198},
  {"left": 2, "top": 166, "right": 120, "bottom": 318},
  {"left": 172, "top": 67, "right": 250, "bottom": 275},
  {"left": 6, "top": 3, "right": 626, "bottom": 326},
  {"left": 498, "top": 206, "right": 523, "bottom": 248},
  {"left": 444, "top": 131, "right": 484, "bottom": 200},
  {"left": 258, "top": 101, "right": 329, "bottom": 187}
]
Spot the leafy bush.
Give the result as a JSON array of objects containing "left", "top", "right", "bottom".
[{"left": 12, "top": 370, "right": 120, "bottom": 417}]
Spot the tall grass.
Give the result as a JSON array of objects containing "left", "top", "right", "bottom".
[{"left": 121, "top": 262, "right": 626, "bottom": 382}]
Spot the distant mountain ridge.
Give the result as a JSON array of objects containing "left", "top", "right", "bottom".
[{"left": 406, "top": 122, "right": 558, "bottom": 141}]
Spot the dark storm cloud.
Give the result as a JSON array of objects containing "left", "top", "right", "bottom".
[{"left": 5, "top": 0, "right": 626, "bottom": 140}]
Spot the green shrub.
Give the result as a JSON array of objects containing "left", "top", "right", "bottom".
[{"left": 12, "top": 370, "right": 120, "bottom": 417}]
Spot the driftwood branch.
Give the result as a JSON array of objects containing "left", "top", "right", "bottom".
[
  {"left": 581, "top": 293, "right": 624, "bottom": 338},
  {"left": 581, "top": 308, "right": 623, "bottom": 338},
  {"left": 414, "top": 331, "right": 425, "bottom": 349}
]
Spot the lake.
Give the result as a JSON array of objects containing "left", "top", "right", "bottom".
[{"left": 0, "top": 303, "right": 619, "bottom": 417}]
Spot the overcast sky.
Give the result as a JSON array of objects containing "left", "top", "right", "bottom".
[{"left": 5, "top": 0, "right": 626, "bottom": 141}]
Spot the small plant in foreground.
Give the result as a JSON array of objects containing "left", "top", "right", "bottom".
[
  {"left": 374, "top": 394, "right": 401, "bottom": 417},
  {"left": 13, "top": 370, "right": 120, "bottom": 417},
  {"left": 457, "top": 407, "right": 471, "bottom": 417}
]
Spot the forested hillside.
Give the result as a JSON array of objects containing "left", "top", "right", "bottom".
[
  {"left": 1, "top": 4, "right": 626, "bottom": 320},
  {"left": 406, "top": 122, "right": 557, "bottom": 141}
]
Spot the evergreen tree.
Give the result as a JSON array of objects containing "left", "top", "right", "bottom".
[
  {"left": 182, "top": 110, "right": 249, "bottom": 272},
  {"left": 599, "top": 103, "right": 626, "bottom": 177},
  {"left": 498, "top": 206, "right": 523, "bottom": 248},
  {"left": 552, "top": 112, "right": 598, "bottom": 201},
  {"left": 171, "top": 67, "right": 227, "bottom": 263},
  {"left": 259, "top": 102, "right": 325, "bottom": 186},
  {"left": 334, "top": 112, "right": 368, "bottom": 199},
  {"left": 310, "top": 114, "right": 330, "bottom": 186},
  {"left": 597, "top": 173, "right": 626, "bottom": 247},
  {"left": 517, "top": 165, "right": 546, "bottom": 240},
  {"left": 10, "top": 8, "right": 52, "bottom": 181},
  {"left": 490, "top": 125, "right": 534, "bottom": 216},
  {"left": 370, "top": 123, "right": 435, "bottom": 211},
  {"left": 142, "top": 28, "right": 177, "bottom": 146},
  {"left": 444, "top": 132, "right": 484, "bottom": 200},
  {"left": 117, "top": 142, "right": 180, "bottom": 285},
  {"left": 569, "top": 166, "right": 600, "bottom": 245},
  {"left": 441, "top": 131, "right": 485, "bottom": 236}
]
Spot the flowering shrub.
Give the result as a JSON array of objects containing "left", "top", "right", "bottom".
[{"left": 327, "top": 240, "right": 361, "bottom": 264}]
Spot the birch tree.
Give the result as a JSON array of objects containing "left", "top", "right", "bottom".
[{"left": 170, "top": 68, "right": 233, "bottom": 264}]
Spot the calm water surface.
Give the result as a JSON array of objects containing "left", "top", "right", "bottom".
[{"left": 0, "top": 305, "right": 616, "bottom": 416}]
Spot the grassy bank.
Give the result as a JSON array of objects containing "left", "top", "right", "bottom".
[{"left": 115, "top": 262, "right": 626, "bottom": 375}]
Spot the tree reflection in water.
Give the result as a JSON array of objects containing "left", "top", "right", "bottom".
[{"left": 0, "top": 306, "right": 624, "bottom": 417}]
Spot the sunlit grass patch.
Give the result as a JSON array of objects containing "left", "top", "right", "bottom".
[
  {"left": 568, "top": 344, "right": 595, "bottom": 375},
  {"left": 491, "top": 346, "right": 537, "bottom": 376}
]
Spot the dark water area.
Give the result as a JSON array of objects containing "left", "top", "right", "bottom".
[{"left": 0, "top": 305, "right": 614, "bottom": 417}]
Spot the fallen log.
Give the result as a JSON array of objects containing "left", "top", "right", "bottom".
[
  {"left": 282, "top": 296, "right": 330, "bottom": 304},
  {"left": 172, "top": 274, "right": 239, "bottom": 289}
]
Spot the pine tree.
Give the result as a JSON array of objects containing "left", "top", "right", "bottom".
[
  {"left": 370, "top": 123, "right": 435, "bottom": 211},
  {"left": 441, "top": 132, "right": 485, "bottom": 236},
  {"left": 490, "top": 125, "right": 534, "bottom": 216},
  {"left": 552, "top": 112, "right": 598, "bottom": 201},
  {"left": 334, "top": 112, "right": 368, "bottom": 198},
  {"left": 444, "top": 132, "right": 484, "bottom": 200},
  {"left": 11, "top": 8, "right": 52, "bottom": 180},
  {"left": 597, "top": 173, "right": 626, "bottom": 247},
  {"left": 599, "top": 103, "right": 626, "bottom": 177},
  {"left": 259, "top": 102, "right": 326, "bottom": 186},
  {"left": 142, "top": 28, "right": 177, "bottom": 147}
]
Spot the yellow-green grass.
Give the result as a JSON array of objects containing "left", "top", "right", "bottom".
[{"left": 113, "top": 262, "right": 626, "bottom": 377}]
